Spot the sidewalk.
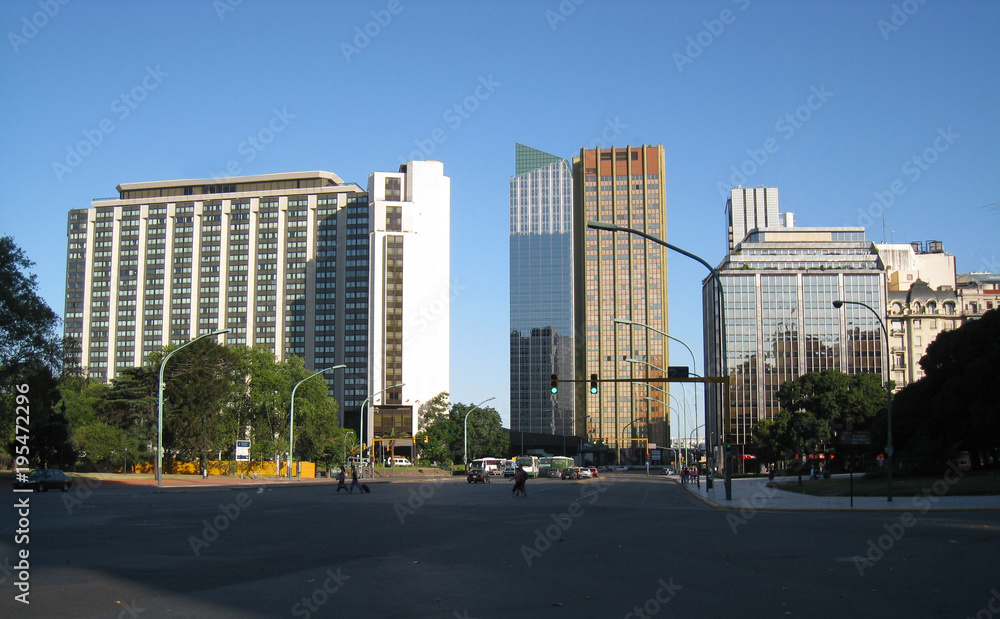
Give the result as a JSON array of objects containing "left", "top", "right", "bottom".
[
  {"left": 54, "top": 468, "right": 453, "bottom": 491},
  {"left": 678, "top": 474, "right": 1000, "bottom": 512}
]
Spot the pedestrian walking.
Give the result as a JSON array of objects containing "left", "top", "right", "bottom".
[
  {"left": 336, "top": 467, "right": 348, "bottom": 493},
  {"left": 349, "top": 465, "right": 362, "bottom": 493},
  {"left": 512, "top": 466, "right": 527, "bottom": 496}
]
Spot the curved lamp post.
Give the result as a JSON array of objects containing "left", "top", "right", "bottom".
[
  {"left": 615, "top": 318, "right": 701, "bottom": 467},
  {"left": 289, "top": 365, "right": 346, "bottom": 480},
  {"left": 463, "top": 396, "right": 496, "bottom": 467},
  {"left": 157, "top": 329, "right": 230, "bottom": 487},
  {"left": 590, "top": 221, "right": 727, "bottom": 477},
  {"left": 834, "top": 299, "right": 893, "bottom": 502}
]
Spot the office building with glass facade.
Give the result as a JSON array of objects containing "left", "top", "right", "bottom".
[
  {"left": 573, "top": 145, "right": 670, "bottom": 461},
  {"left": 509, "top": 144, "right": 575, "bottom": 435},
  {"left": 703, "top": 223, "right": 885, "bottom": 468}
]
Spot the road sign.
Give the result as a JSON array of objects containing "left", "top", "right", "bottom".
[
  {"left": 236, "top": 440, "right": 251, "bottom": 461},
  {"left": 840, "top": 431, "right": 871, "bottom": 446}
]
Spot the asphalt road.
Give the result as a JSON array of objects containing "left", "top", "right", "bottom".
[{"left": 2, "top": 474, "right": 997, "bottom": 618}]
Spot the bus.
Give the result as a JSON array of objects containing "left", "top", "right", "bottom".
[
  {"left": 515, "top": 455, "right": 540, "bottom": 478},
  {"left": 470, "top": 457, "right": 504, "bottom": 475},
  {"left": 538, "top": 456, "right": 574, "bottom": 478}
]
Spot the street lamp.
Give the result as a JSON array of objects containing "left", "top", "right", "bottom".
[
  {"left": 156, "top": 329, "right": 230, "bottom": 487},
  {"left": 615, "top": 318, "right": 701, "bottom": 467},
  {"left": 463, "top": 396, "right": 496, "bottom": 468},
  {"left": 289, "top": 365, "right": 346, "bottom": 480},
  {"left": 359, "top": 383, "right": 404, "bottom": 471},
  {"left": 590, "top": 221, "right": 727, "bottom": 478},
  {"left": 834, "top": 299, "right": 894, "bottom": 502},
  {"left": 620, "top": 416, "right": 648, "bottom": 465}
]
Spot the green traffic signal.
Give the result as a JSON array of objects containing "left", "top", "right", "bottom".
[
  {"left": 590, "top": 373, "right": 598, "bottom": 394},
  {"left": 551, "top": 374, "right": 558, "bottom": 394}
]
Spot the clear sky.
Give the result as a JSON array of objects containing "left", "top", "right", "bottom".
[{"left": 3, "top": 0, "right": 998, "bottom": 438}]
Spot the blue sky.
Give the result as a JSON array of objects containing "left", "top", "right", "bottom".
[{"left": 2, "top": 0, "right": 998, "bottom": 436}]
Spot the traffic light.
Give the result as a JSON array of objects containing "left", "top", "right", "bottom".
[
  {"left": 590, "top": 373, "right": 598, "bottom": 394},
  {"left": 550, "top": 374, "right": 558, "bottom": 394}
]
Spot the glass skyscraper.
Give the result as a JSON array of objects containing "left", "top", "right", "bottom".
[
  {"left": 509, "top": 144, "right": 575, "bottom": 435},
  {"left": 704, "top": 208, "right": 886, "bottom": 469}
]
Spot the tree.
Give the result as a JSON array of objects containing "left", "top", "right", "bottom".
[
  {"left": 452, "top": 401, "right": 509, "bottom": 464},
  {"left": 0, "top": 238, "right": 64, "bottom": 462},
  {"left": 892, "top": 308, "right": 1000, "bottom": 471},
  {"left": 420, "top": 392, "right": 459, "bottom": 464}
]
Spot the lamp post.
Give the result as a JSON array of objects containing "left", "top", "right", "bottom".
[
  {"left": 834, "top": 299, "right": 893, "bottom": 502},
  {"left": 614, "top": 318, "right": 700, "bottom": 469},
  {"left": 463, "top": 396, "right": 496, "bottom": 468},
  {"left": 344, "top": 430, "right": 355, "bottom": 465},
  {"left": 642, "top": 389, "right": 687, "bottom": 463},
  {"left": 590, "top": 221, "right": 726, "bottom": 478},
  {"left": 289, "top": 365, "right": 346, "bottom": 480},
  {"left": 360, "top": 383, "right": 405, "bottom": 473},
  {"left": 620, "top": 416, "right": 647, "bottom": 465},
  {"left": 156, "top": 329, "right": 230, "bottom": 487}
]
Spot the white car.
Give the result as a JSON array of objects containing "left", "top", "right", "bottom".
[
  {"left": 615, "top": 465, "right": 629, "bottom": 472},
  {"left": 578, "top": 467, "right": 593, "bottom": 479}
]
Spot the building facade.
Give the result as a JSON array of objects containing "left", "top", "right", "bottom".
[
  {"left": 704, "top": 209, "right": 885, "bottom": 467},
  {"left": 509, "top": 144, "right": 575, "bottom": 436},
  {"left": 573, "top": 144, "right": 670, "bottom": 461},
  {"left": 65, "top": 165, "right": 450, "bottom": 441},
  {"left": 366, "top": 160, "right": 451, "bottom": 445}
]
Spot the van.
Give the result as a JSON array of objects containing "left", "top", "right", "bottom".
[{"left": 386, "top": 456, "right": 412, "bottom": 467}]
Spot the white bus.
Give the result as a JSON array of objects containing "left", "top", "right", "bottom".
[
  {"left": 470, "top": 457, "right": 504, "bottom": 475},
  {"left": 515, "top": 455, "right": 540, "bottom": 478}
]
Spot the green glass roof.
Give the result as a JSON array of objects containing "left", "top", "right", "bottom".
[{"left": 515, "top": 143, "right": 565, "bottom": 176}]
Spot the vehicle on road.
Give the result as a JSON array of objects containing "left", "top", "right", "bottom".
[
  {"left": 385, "top": 456, "right": 412, "bottom": 467},
  {"left": 502, "top": 466, "right": 516, "bottom": 478},
  {"left": 615, "top": 465, "right": 629, "bottom": 472},
  {"left": 515, "top": 455, "right": 540, "bottom": 478},
  {"left": 470, "top": 457, "right": 504, "bottom": 475},
  {"left": 588, "top": 466, "right": 599, "bottom": 478},
  {"left": 15, "top": 469, "right": 73, "bottom": 492},
  {"left": 561, "top": 467, "right": 581, "bottom": 480},
  {"left": 467, "top": 468, "right": 490, "bottom": 484},
  {"left": 578, "top": 467, "right": 593, "bottom": 479}
]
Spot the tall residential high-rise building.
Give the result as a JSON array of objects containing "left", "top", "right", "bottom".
[
  {"left": 65, "top": 164, "right": 450, "bottom": 442},
  {"left": 509, "top": 144, "right": 575, "bottom": 436},
  {"left": 704, "top": 214, "right": 885, "bottom": 471},
  {"left": 366, "top": 160, "right": 451, "bottom": 443},
  {"left": 574, "top": 144, "right": 670, "bottom": 461}
]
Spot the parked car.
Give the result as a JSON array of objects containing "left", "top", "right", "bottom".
[
  {"left": 467, "top": 468, "right": 490, "bottom": 484},
  {"left": 14, "top": 469, "right": 73, "bottom": 492},
  {"left": 588, "top": 466, "right": 600, "bottom": 478},
  {"left": 385, "top": 456, "right": 412, "bottom": 467},
  {"left": 502, "top": 466, "right": 516, "bottom": 478},
  {"left": 561, "top": 467, "right": 581, "bottom": 480},
  {"left": 578, "top": 467, "right": 593, "bottom": 479},
  {"left": 615, "top": 465, "right": 629, "bottom": 472}
]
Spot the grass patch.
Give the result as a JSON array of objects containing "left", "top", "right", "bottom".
[{"left": 771, "top": 469, "right": 1000, "bottom": 497}]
